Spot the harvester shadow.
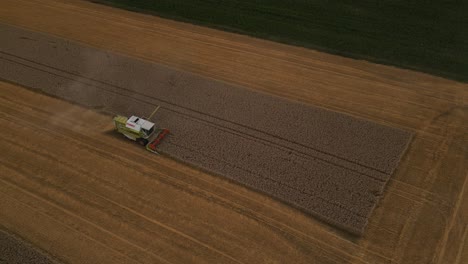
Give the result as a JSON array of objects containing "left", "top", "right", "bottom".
[
  {"left": 102, "top": 129, "right": 137, "bottom": 143},
  {"left": 103, "top": 128, "right": 122, "bottom": 139}
]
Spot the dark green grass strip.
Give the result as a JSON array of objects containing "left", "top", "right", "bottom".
[{"left": 91, "top": 0, "right": 468, "bottom": 82}]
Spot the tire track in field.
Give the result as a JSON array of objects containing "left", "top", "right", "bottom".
[
  {"left": 0, "top": 25, "right": 413, "bottom": 234},
  {"left": 0, "top": 182, "right": 144, "bottom": 264},
  {"left": 0, "top": 105, "right": 353, "bottom": 263},
  {"left": 0, "top": 54, "right": 393, "bottom": 219},
  {"left": 0, "top": 134, "right": 242, "bottom": 264},
  {"left": 0, "top": 51, "right": 390, "bottom": 178},
  {"left": 0, "top": 160, "right": 240, "bottom": 264},
  {"left": 0, "top": 56, "right": 390, "bottom": 234},
  {"left": 0, "top": 27, "right": 411, "bottom": 175},
  {"left": 0, "top": 83, "right": 390, "bottom": 263},
  {"left": 2, "top": 81, "right": 376, "bottom": 235},
  {"left": 0, "top": 101, "right": 372, "bottom": 220}
]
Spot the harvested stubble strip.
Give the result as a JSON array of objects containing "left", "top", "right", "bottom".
[{"left": 0, "top": 24, "right": 413, "bottom": 234}]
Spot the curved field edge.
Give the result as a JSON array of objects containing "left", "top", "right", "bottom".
[{"left": 90, "top": 0, "right": 468, "bottom": 83}]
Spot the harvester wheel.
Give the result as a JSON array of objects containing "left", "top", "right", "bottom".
[{"left": 137, "top": 138, "right": 148, "bottom": 146}]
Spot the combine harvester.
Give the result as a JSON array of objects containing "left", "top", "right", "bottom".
[{"left": 113, "top": 105, "right": 170, "bottom": 154}]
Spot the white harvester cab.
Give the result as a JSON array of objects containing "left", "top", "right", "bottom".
[{"left": 125, "top": 116, "right": 155, "bottom": 138}]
